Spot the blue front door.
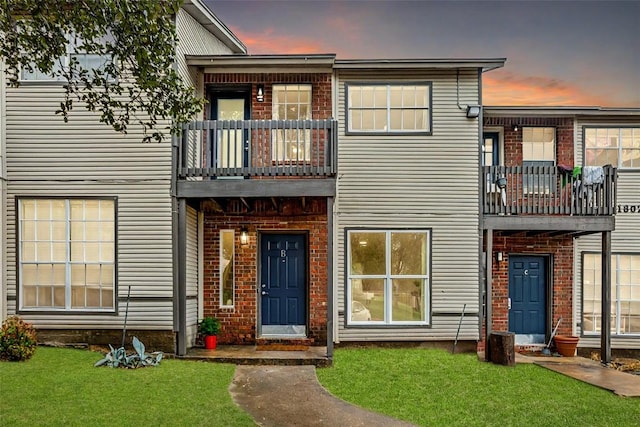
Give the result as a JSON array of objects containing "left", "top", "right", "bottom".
[
  {"left": 260, "top": 234, "right": 306, "bottom": 329},
  {"left": 509, "top": 256, "right": 546, "bottom": 342}
]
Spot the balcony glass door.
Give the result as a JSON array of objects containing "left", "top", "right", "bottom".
[{"left": 212, "top": 92, "right": 249, "bottom": 173}]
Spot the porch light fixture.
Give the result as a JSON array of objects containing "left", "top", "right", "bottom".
[
  {"left": 496, "top": 252, "right": 503, "bottom": 262},
  {"left": 256, "top": 84, "right": 265, "bottom": 102},
  {"left": 512, "top": 123, "right": 520, "bottom": 132},
  {"left": 466, "top": 105, "right": 481, "bottom": 118},
  {"left": 240, "top": 227, "right": 249, "bottom": 246}
]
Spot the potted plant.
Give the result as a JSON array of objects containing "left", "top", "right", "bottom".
[{"left": 198, "top": 317, "right": 220, "bottom": 350}]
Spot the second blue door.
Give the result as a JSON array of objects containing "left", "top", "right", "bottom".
[
  {"left": 509, "top": 256, "right": 546, "bottom": 339},
  {"left": 260, "top": 234, "right": 306, "bottom": 326}
]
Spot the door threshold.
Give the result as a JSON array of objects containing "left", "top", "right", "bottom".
[{"left": 261, "top": 325, "right": 306, "bottom": 337}]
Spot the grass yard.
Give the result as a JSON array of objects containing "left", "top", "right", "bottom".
[
  {"left": 317, "top": 348, "right": 640, "bottom": 427},
  {"left": 0, "top": 347, "right": 254, "bottom": 427}
]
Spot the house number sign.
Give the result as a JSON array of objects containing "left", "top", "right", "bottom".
[{"left": 617, "top": 204, "right": 640, "bottom": 214}]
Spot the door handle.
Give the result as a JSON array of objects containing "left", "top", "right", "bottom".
[{"left": 261, "top": 291, "right": 268, "bottom": 296}]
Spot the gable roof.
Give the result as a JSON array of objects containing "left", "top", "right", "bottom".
[{"left": 181, "top": 0, "right": 246, "bottom": 54}]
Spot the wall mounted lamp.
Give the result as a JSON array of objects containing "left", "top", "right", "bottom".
[
  {"left": 240, "top": 227, "right": 249, "bottom": 246},
  {"left": 512, "top": 124, "right": 520, "bottom": 132},
  {"left": 256, "top": 84, "right": 265, "bottom": 102},
  {"left": 466, "top": 105, "right": 481, "bottom": 118},
  {"left": 496, "top": 252, "right": 504, "bottom": 262}
]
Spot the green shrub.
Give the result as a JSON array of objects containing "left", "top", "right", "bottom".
[
  {"left": 0, "top": 315, "right": 38, "bottom": 361},
  {"left": 198, "top": 317, "right": 220, "bottom": 336}
]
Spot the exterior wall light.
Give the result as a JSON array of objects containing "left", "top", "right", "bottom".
[
  {"left": 240, "top": 227, "right": 249, "bottom": 246},
  {"left": 256, "top": 84, "right": 265, "bottom": 102},
  {"left": 496, "top": 252, "right": 503, "bottom": 262},
  {"left": 512, "top": 124, "right": 520, "bottom": 132},
  {"left": 466, "top": 105, "right": 481, "bottom": 118}
]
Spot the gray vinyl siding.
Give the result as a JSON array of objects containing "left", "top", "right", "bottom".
[
  {"left": 175, "top": 9, "right": 233, "bottom": 96},
  {"left": 335, "top": 69, "right": 481, "bottom": 342},
  {"left": 4, "top": 83, "right": 174, "bottom": 329},
  {"left": 175, "top": 9, "right": 234, "bottom": 181},
  {"left": 574, "top": 116, "right": 640, "bottom": 349}
]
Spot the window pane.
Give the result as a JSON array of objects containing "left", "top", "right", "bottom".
[
  {"left": 402, "top": 110, "right": 415, "bottom": 130},
  {"left": 391, "top": 232, "right": 427, "bottom": 275},
  {"left": 389, "top": 86, "right": 402, "bottom": 108},
  {"left": 361, "top": 110, "right": 375, "bottom": 131},
  {"left": 221, "top": 230, "right": 234, "bottom": 307},
  {"left": 374, "top": 87, "right": 386, "bottom": 108},
  {"left": 361, "top": 87, "right": 375, "bottom": 108},
  {"left": 392, "top": 278, "right": 424, "bottom": 321},
  {"left": 390, "top": 109, "right": 402, "bottom": 130},
  {"left": 349, "top": 109, "right": 362, "bottom": 131},
  {"left": 350, "top": 232, "right": 385, "bottom": 275},
  {"left": 351, "top": 278, "right": 384, "bottom": 321},
  {"left": 349, "top": 86, "right": 361, "bottom": 108},
  {"left": 374, "top": 109, "right": 387, "bottom": 130}
]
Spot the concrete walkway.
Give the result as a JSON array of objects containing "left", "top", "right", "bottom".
[
  {"left": 230, "top": 365, "right": 416, "bottom": 427},
  {"left": 515, "top": 353, "right": 640, "bottom": 397}
]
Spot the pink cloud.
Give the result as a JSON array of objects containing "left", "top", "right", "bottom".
[
  {"left": 484, "top": 71, "right": 612, "bottom": 106},
  {"left": 231, "top": 27, "right": 328, "bottom": 54}
]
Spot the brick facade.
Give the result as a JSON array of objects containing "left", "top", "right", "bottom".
[
  {"left": 204, "top": 72, "right": 332, "bottom": 120},
  {"left": 481, "top": 116, "right": 577, "bottom": 350},
  {"left": 201, "top": 198, "right": 329, "bottom": 345},
  {"left": 198, "top": 73, "right": 333, "bottom": 346}
]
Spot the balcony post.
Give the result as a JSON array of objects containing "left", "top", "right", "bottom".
[{"left": 600, "top": 230, "right": 612, "bottom": 364}]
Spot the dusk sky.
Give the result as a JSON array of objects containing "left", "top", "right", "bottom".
[{"left": 206, "top": 0, "right": 639, "bottom": 107}]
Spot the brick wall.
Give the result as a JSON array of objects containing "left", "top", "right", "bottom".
[
  {"left": 483, "top": 233, "right": 574, "bottom": 344},
  {"left": 202, "top": 198, "right": 328, "bottom": 345},
  {"left": 204, "top": 73, "right": 333, "bottom": 120},
  {"left": 484, "top": 116, "right": 574, "bottom": 166}
]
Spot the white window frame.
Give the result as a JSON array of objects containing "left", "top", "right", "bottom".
[
  {"left": 21, "top": 33, "right": 112, "bottom": 82},
  {"left": 346, "top": 229, "right": 431, "bottom": 326},
  {"left": 271, "top": 84, "right": 312, "bottom": 162},
  {"left": 522, "top": 126, "right": 556, "bottom": 194},
  {"left": 584, "top": 127, "right": 640, "bottom": 170},
  {"left": 18, "top": 198, "right": 116, "bottom": 312},
  {"left": 582, "top": 252, "right": 640, "bottom": 337},
  {"left": 346, "top": 83, "right": 432, "bottom": 134},
  {"left": 219, "top": 229, "right": 234, "bottom": 308}
]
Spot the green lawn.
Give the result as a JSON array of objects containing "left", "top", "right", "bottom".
[
  {"left": 0, "top": 347, "right": 254, "bottom": 427},
  {"left": 317, "top": 348, "right": 640, "bottom": 427}
]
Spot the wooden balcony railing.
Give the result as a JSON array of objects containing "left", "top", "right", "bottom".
[
  {"left": 177, "top": 119, "right": 338, "bottom": 179},
  {"left": 482, "top": 165, "right": 617, "bottom": 216}
]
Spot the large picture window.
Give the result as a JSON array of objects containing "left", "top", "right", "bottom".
[
  {"left": 18, "top": 198, "right": 116, "bottom": 311},
  {"left": 272, "top": 84, "right": 312, "bottom": 161},
  {"left": 347, "top": 230, "right": 430, "bottom": 325},
  {"left": 584, "top": 127, "right": 640, "bottom": 169},
  {"left": 582, "top": 253, "right": 640, "bottom": 336},
  {"left": 347, "top": 83, "right": 431, "bottom": 133}
]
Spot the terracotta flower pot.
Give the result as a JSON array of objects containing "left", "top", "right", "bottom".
[
  {"left": 554, "top": 335, "right": 579, "bottom": 357},
  {"left": 204, "top": 335, "right": 217, "bottom": 350}
]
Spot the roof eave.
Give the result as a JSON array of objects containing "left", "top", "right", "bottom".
[{"left": 181, "top": 0, "right": 247, "bottom": 54}]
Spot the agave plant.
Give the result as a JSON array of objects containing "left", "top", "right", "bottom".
[{"left": 95, "top": 336, "right": 163, "bottom": 368}]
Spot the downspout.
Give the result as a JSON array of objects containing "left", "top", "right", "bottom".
[
  {"left": 476, "top": 67, "right": 486, "bottom": 355},
  {"left": 0, "top": 59, "right": 6, "bottom": 321},
  {"left": 326, "top": 197, "right": 334, "bottom": 361},
  {"left": 170, "top": 11, "right": 183, "bottom": 355}
]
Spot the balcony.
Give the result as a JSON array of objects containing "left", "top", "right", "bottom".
[
  {"left": 175, "top": 119, "right": 338, "bottom": 198},
  {"left": 482, "top": 165, "right": 617, "bottom": 234}
]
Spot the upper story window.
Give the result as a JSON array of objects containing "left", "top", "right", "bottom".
[
  {"left": 584, "top": 127, "right": 640, "bottom": 169},
  {"left": 347, "top": 83, "right": 431, "bottom": 134},
  {"left": 18, "top": 198, "right": 116, "bottom": 312},
  {"left": 272, "top": 84, "right": 312, "bottom": 161},
  {"left": 21, "top": 33, "right": 112, "bottom": 82},
  {"left": 522, "top": 127, "right": 555, "bottom": 193}
]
